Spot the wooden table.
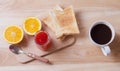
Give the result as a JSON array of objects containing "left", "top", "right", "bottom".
[{"left": 0, "top": 0, "right": 120, "bottom": 71}]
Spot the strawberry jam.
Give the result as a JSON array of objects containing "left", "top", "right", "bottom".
[{"left": 35, "top": 31, "right": 51, "bottom": 51}]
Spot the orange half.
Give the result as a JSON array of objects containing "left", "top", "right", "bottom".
[
  {"left": 23, "top": 17, "right": 42, "bottom": 35},
  {"left": 3, "top": 25, "right": 24, "bottom": 44}
]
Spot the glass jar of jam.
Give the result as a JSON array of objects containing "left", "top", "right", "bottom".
[{"left": 35, "top": 31, "right": 52, "bottom": 51}]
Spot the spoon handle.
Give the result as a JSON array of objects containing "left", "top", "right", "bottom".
[{"left": 25, "top": 53, "right": 50, "bottom": 64}]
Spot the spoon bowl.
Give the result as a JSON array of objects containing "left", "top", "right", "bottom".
[{"left": 9, "top": 44, "right": 23, "bottom": 54}]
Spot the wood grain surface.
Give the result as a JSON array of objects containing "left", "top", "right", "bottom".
[{"left": 0, "top": 0, "right": 120, "bottom": 71}]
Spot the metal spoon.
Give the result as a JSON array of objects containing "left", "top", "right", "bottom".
[{"left": 9, "top": 44, "right": 50, "bottom": 64}]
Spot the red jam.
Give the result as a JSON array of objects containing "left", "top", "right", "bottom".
[
  {"left": 35, "top": 31, "right": 48, "bottom": 45},
  {"left": 35, "top": 31, "right": 51, "bottom": 51}
]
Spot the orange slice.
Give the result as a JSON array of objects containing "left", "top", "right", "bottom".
[
  {"left": 3, "top": 25, "right": 24, "bottom": 44},
  {"left": 23, "top": 17, "right": 42, "bottom": 35}
]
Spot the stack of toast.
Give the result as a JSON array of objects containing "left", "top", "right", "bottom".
[{"left": 42, "top": 5, "right": 80, "bottom": 40}]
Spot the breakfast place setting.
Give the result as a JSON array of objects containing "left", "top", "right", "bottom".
[{"left": 0, "top": 0, "right": 120, "bottom": 71}]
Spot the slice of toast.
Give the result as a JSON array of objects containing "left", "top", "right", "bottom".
[
  {"left": 42, "top": 5, "right": 64, "bottom": 38},
  {"left": 54, "top": 6, "right": 80, "bottom": 37}
]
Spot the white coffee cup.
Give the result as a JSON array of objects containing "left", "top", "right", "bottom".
[{"left": 89, "top": 21, "right": 115, "bottom": 56}]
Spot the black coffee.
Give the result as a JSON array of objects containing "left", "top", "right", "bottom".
[{"left": 91, "top": 24, "right": 112, "bottom": 44}]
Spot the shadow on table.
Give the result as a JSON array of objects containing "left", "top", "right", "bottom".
[
  {"left": 18, "top": 34, "right": 33, "bottom": 48},
  {"left": 75, "top": 11, "right": 87, "bottom": 38},
  {"left": 110, "top": 33, "right": 120, "bottom": 62}
]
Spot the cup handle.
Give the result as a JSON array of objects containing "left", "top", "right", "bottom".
[{"left": 101, "top": 45, "right": 111, "bottom": 56}]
